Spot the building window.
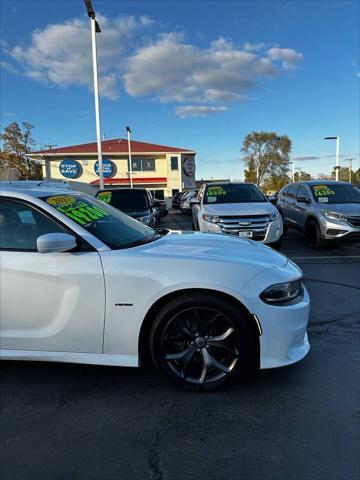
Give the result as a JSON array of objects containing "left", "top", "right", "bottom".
[
  {"left": 130, "top": 158, "right": 155, "bottom": 172},
  {"left": 171, "top": 157, "right": 178, "bottom": 170}
]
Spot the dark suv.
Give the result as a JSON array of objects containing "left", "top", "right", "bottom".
[
  {"left": 96, "top": 188, "right": 160, "bottom": 228},
  {"left": 277, "top": 181, "right": 360, "bottom": 247}
]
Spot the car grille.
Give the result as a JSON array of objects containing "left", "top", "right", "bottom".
[
  {"left": 346, "top": 216, "right": 360, "bottom": 227},
  {"left": 218, "top": 214, "right": 270, "bottom": 240}
]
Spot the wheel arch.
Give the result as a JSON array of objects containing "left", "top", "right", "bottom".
[{"left": 138, "top": 288, "right": 260, "bottom": 368}]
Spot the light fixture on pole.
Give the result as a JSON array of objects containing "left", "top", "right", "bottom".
[
  {"left": 126, "top": 126, "right": 133, "bottom": 188},
  {"left": 84, "top": 0, "right": 104, "bottom": 190},
  {"left": 324, "top": 136, "right": 340, "bottom": 181}
]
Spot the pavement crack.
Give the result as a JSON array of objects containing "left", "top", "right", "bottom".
[
  {"left": 304, "top": 277, "right": 360, "bottom": 291},
  {"left": 148, "top": 400, "right": 177, "bottom": 480}
]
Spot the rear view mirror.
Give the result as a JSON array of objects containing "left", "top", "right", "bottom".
[{"left": 37, "top": 233, "right": 77, "bottom": 253}]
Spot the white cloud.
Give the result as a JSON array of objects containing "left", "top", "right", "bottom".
[
  {"left": 0, "top": 60, "right": 19, "bottom": 75},
  {"left": 267, "top": 47, "right": 303, "bottom": 69},
  {"left": 8, "top": 15, "right": 153, "bottom": 100},
  {"left": 175, "top": 105, "right": 228, "bottom": 118},
  {"left": 124, "top": 35, "right": 301, "bottom": 115},
  {"left": 4, "top": 15, "right": 303, "bottom": 116}
]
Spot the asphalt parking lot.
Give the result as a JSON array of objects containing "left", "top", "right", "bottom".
[{"left": 1, "top": 210, "right": 359, "bottom": 480}]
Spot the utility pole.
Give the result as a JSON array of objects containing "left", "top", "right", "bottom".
[
  {"left": 256, "top": 166, "right": 259, "bottom": 185},
  {"left": 324, "top": 136, "right": 340, "bottom": 181},
  {"left": 126, "top": 126, "right": 133, "bottom": 188},
  {"left": 44, "top": 144, "right": 57, "bottom": 150},
  {"left": 295, "top": 167, "right": 302, "bottom": 182},
  {"left": 346, "top": 158, "right": 355, "bottom": 183}
]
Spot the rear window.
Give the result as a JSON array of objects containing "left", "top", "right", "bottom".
[
  {"left": 96, "top": 189, "right": 149, "bottom": 211},
  {"left": 310, "top": 184, "right": 360, "bottom": 204},
  {"left": 203, "top": 184, "right": 266, "bottom": 204}
]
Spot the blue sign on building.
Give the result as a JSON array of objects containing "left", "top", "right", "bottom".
[
  {"left": 94, "top": 159, "right": 114, "bottom": 178},
  {"left": 59, "top": 159, "right": 80, "bottom": 179}
]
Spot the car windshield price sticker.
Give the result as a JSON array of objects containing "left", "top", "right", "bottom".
[
  {"left": 46, "top": 196, "right": 109, "bottom": 225},
  {"left": 312, "top": 185, "right": 335, "bottom": 197},
  {"left": 206, "top": 186, "right": 227, "bottom": 196},
  {"left": 97, "top": 191, "right": 112, "bottom": 204}
]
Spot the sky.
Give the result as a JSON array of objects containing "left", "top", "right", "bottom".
[{"left": 0, "top": 0, "right": 359, "bottom": 180}]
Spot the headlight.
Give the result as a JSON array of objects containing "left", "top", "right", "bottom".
[
  {"left": 138, "top": 215, "right": 152, "bottom": 225},
  {"left": 203, "top": 214, "right": 220, "bottom": 223},
  {"left": 260, "top": 279, "right": 303, "bottom": 305},
  {"left": 269, "top": 210, "right": 280, "bottom": 221},
  {"left": 321, "top": 210, "right": 347, "bottom": 222}
]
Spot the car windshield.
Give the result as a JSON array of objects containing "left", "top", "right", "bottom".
[
  {"left": 203, "top": 184, "right": 267, "bottom": 204},
  {"left": 96, "top": 189, "right": 149, "bottom": 211},
  {"left": 310, "top": 184, "right": 360, "bottom": 204},
  {"left": 41, "top": 193, "right": 158, "bottom": 250}
]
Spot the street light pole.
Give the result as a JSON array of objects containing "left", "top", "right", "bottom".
[
  {"left": 84, "top": 0, "right": 104, "bottom": 190},
  {"left": 126, "top": 126, "right": 133, "bottom": 188},
  {"left": 324, "top": 136, "right": 340, "bottom": 181}
]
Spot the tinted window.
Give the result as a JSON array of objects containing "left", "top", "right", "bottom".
[
  {"left": 287, "top": 184, "right": 300, "bottom": 198},
  {"left": 97, "top": 189, "right": 150, "bottom": 211},
  {"left": 203, "top": 184, "right": 266, "bottom": 204},
  {"left": 0, "top": 198, "right": 66, "bottom": 251},
  {"left": 297, "top": 185, "right": 310, "bottom": 200},
  {"left": 131, "top": 159, "right": 155, "bottom": 172},
  {"left": 310, "top": 184, "right": 360, "bottom": 204},
  {"left": 41, "top": 194, "right": 157, "bottom": 250}
]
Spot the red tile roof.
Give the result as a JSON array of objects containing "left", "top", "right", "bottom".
[
  {"left": 33, "top": 138, "right": 194, "bottom": 155},
  {"left": 90, "top": 177, "right": 167, "bottom": 185}
]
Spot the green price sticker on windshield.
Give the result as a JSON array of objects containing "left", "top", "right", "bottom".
[
  {"left": 46, "top": 196, "right": 110, "bottom": 226},
  {"left": 97, "top": 191, "right": 112, "bottom": 204},
  {"left": 313, "top": 185, "right": 335, "bottom": 197},
  {"left": 206, "top": 186, "right": 227, "bottom": 196}
]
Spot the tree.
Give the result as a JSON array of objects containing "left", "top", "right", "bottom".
[
  {"left": 242, "top": 131, "right": 291, "bottom": 187},
  {"left": 262, "top": 173, "right": 291, "bottom": 193},
  {"left": 331, "top": 166, "right": 360, "bottom": 184},
  {"left": 294, "top": 170, "right": 311, "bottom": 182},
  {"left": 0, "top": 122, "right": 41, "bottom": 179}
]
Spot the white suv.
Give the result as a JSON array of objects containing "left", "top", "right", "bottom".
[{"left": 191, "top": 182, "right": 283, "bottom": 249}]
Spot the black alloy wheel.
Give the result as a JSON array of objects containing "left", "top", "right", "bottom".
[{"left": 150, "top": 293, "right": 255, "bottom": 390}]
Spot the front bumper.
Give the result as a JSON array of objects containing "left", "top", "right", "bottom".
[
  {"left": 319, "top": 216, "right": 360, "bottom": 241},
  {"left": 240, "top": 261, "right": 310, "bottom": 369}
]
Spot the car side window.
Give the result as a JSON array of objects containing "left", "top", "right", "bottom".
[
  {"left": 287, "top": 184, "right": 300, "bottom": 198},
  {"left": 297, "top": 185, "right": 310, "bottom": 201},
  {"left": 0, "top": 198, "right": 67, "bottom": 251}
]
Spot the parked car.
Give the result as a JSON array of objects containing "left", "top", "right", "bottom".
[
  {"left": 191, "top": 182, "right": 283, "bottom": 249},
  {"left": 0, "top": 185, "right": 310, "bottom": 390},
  {"left": 96, "top": 188, "right": 160, "bottom": 228},
  {"left": 277, "top": 181, "right": 360, "bottom": 248},
  {"left": 180, "top": 190, "right": 198, "bottom": 213},
  {"left": 172, "top": 191, "right": 183, "bottom": 209}
]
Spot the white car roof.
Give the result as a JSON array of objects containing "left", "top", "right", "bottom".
[{"left": 0, "top": 180, "right": 73, "bottom": 198}]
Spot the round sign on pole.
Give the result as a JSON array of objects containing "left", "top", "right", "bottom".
[
  {"left": 182, "top": 157, "right": 195, "bottom": 177},
  {"left": 94, "top": 159, "right": 114, "bottom": 178},
  {"left": 59, "top": 159, "right": 80, "bottom": 179}
]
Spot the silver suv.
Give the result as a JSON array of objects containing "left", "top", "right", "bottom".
[{"left": 277, "top": 181, "right": 360, "bottom": 248}]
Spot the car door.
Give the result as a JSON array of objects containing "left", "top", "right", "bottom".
[
  {"left": 192, "top": 185, "right": 204, "bottom": 228},
  {"left": 282, "top": 184, "right": 300, "bottom": 226},
  {"left": 0, "top": 197, "right": 105, "bottom": 353},
  {"left": 294, "top": 184, "right": 312, "bottom": 230}
]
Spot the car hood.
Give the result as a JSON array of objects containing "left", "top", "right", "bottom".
[
  {"left": 122, "top": 209, "right": 151, "bottom": 218},
  {"left": 141, "top": 231, "right": 288, "bottom": 269},
  {"left": 202, "top": 202, "right": 275, "bottom": 216},
  {"left": 320, "top": 204, "right": 360, "bottom": 216}
]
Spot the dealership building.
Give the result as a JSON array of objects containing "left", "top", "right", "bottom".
[{"left": 31, "top": 138, "right": 196, "bottom": 202}]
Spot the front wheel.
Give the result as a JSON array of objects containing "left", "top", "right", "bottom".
[
  {"left": 150, "top": 293, "right": 256, "bottom": 391},
  {"left": 306, "top": 220, "right": 324, "bottom": 248}
]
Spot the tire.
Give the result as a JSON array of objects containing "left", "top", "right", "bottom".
[
  {"left": 306, "top": 220, "right": 324, "bottom": 248},
  {"left": 191, "top": 221, "right": 196, "bottom": 231},
  {"left": 149, "top": 293, "right": 256, "bottom": 391},
  {"left": 267, "top": 237, "right": 282, "bottom": 250}
]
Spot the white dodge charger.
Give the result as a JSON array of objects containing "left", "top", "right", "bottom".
[{"left": 0, "top": 185, "right": 310, "bottom": 390}]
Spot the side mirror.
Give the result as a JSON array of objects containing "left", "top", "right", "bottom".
[
  {"left": 37, "top": 233, "right": 77, "bottom": 253},
  {"left": 190, "top": 198, "right": 200, "bottom": 206},
  {"left": 297, "top": 196, "right": 310, "bottom": 204}
]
